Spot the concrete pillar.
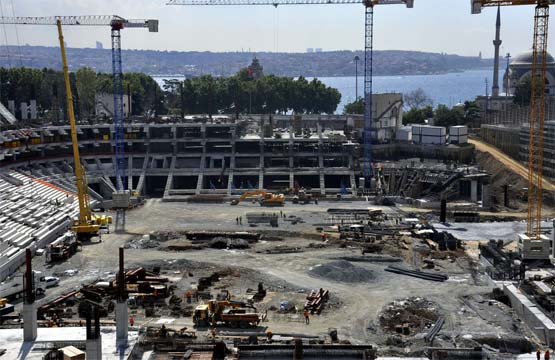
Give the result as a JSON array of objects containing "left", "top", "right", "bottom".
[
  {"left": 116, "top": 247, "right": 128, "bottom": 342},
  {"left": 23, "top": 249, "right": 37, "bottom": 342},
  {"left": 481, "top": 184, "right": 491, "bottom": 209},
  {"left": 552, "top": 220, "right": 555, "bottom": 258},
  {"left": 116, "top": 302, "right": 128, "bottom": 342},
  {"left": 86, "top": 338, "right": 102, "bottom": 360},
  {"left": 470, "top": 180, "right": 478, "bottom": 202},
  {"left": 22, "top": 303, "right": 37, "bottom": 342}
]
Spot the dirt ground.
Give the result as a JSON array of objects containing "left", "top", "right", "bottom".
[{"left": 20, "top": 199, "right": 536, "bottom": 356}]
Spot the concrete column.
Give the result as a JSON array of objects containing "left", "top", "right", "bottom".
[
  {"left": 481, "top": 184, "right": 491, "bottom": 209},
  {"left": 116, "top": 302, "right": 128, "bottom": 342},
  {"left": 259, "top": 171, "right": 264, "bottom": 190},
  {"left": 470, "top": 180, "right": 478, "bottom": 202},
  {"left": 22, "top": 303, "right": 37, "bottom": 342},
  {"left": 289, "top": 172, "right": 294, "bottom": 190},
  {"left": 86, "top": 338, "right": 102, "bottom": 360}
]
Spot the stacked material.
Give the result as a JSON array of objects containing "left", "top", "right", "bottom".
[{"left": 304, "top": 288, "right": 329, "bottom": 314}]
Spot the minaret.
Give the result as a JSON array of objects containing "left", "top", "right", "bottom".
[{"left": 492, "top": 5, "right": 502, "bottom": 97}]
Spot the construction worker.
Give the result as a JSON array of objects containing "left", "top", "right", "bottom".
[
  {"left": 129, "top": 315, "right": 134, "bottom": 327},
  {"left": 546, "top": 349, "right": 551, "bottom": 360},
  {"left": 303, "top": 309, "right": 310, "bottom": 325},
  {"left": 211, "top": 327, "right": 217, "bottom": 340},
  {"left": 186, "top": 290, "right": 192, "bottom": 303}
]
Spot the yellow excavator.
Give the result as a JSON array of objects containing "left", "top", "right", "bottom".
[
  {"left": 230, "top": 190, "right": 285, "bottom": 207},
  {"left": 193, "top": 300, "right": 265, "bottom": 328},
  {"left": 57, "top": 21, "right": 111, "bottom": 240}
]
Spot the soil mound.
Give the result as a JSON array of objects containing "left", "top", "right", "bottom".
[{"left": 309, "top": 260, "right": 374, "bottom": 283}]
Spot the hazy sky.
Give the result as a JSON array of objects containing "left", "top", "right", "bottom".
[{"left": 0, "top": 0, "right": 549, "bottom": 57}]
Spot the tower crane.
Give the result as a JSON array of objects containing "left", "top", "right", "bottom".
[
  {"left": 0, "top": 15, "right": 158, "bottom": 235},
  {"left": 472, "top": 0, "right": 551, "bottom": 241},
  {"left": 167, "top": 0, "right": 413, "bottom": 189}
]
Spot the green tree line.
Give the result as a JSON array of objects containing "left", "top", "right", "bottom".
[
  {"left": 163, "top": 69, "right": 341, "bottom": 116},
  {"left": 0, "top": 66, "right": 341, "bottom": 121},
  {"left": 0, "top": 67, "right": 165, "bottom": 121}
]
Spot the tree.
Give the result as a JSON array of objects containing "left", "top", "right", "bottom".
[
  {"left": 75, "top": 67, "right": 97, "bottom": 119},
  {"left": 463, "top": 100, "right": 480, "bottom": 126},
  {"left": 403, "top": 105, "right": 433, "bottom": 125},
  {"left": 404, "top": 88, "right": 433, "bottom": 109},
  {"left": 513, "top": 75, "right": 532, "bottom": 106},
  {"left": 343, "top": 98, "right": 363, "bottom": 114},
  {"left": 434, "top": 104, "right": 464, "bottom": 127}
]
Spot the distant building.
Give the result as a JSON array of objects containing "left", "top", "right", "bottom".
[
  {"left": 306, "top": 48, "right": 314, "bottom": 53},
  {"left": 503, "top": 50, "right": 555, "bottom": 96},
  {"left": 95, "top": 93, "right": 131, "bottom": 118},
  {"left": 95, "top": 41, "right": 103, "bottom": 50},
  {"left": 247, "top": 57, "right": 264, "bottom": 80},
  {"left": 315, "top": 48, "right": 322, "bottom": 53}
]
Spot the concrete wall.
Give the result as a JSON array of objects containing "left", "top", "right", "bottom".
[
  {"left": 480, "top": 125, "right": 520, "bottom": 160},
  {"left": 504, "top": 283, "right": 555, "bottom": 346}
]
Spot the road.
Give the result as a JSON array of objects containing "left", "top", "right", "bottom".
[{"left": 469, "top": 138, "right": 555, "bottom": 192}]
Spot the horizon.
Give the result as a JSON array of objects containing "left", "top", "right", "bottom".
[{"left": 1, "top": 0, "right": 549, "bottom": 57}]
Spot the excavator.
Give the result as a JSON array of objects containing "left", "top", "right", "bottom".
[
  {"left": 192, "top": 299, "right": 266, "bottom": 328},
  {"left": 57, "top": 21, "right": 112, "bottom": 240},
  {"left": 230, "top": 190, "right": 285, "bottom": 207}
]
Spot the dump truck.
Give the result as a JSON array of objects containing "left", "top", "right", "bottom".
[
  {"left": 230, "top": 190, "right": 285, "bottom": 207},
  {"left": 192, "top": 300, "right": 266, "bottom": 328}
]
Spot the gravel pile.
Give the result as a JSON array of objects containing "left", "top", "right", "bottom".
[{"left": 309, "top": 260, "right": 374, "bottom": 283}]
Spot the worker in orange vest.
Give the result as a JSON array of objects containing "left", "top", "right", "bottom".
[
  {"left": 303, "top": 309, "right": 310, "bottom": 325},
  {"left": 546, "top": 349, "right": 551, "bottom": 360},
  {"left": 129, "top": 315, "right": 134, "bottom": 327}
]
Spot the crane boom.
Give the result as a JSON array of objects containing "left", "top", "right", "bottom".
[
  {"left": 168, "top": 0, "right": 412, "bottom": 5},
  {"left": 471, "top": 0, "right": 554, "bottom": 13},
  {"left": 56, "top": 20, "right": 99, "bottom": 238},
  {"left": 0, "top": 15, "right": 158, "bottom": 30}
]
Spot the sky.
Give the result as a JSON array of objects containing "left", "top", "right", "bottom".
[{"left": 0, "top": 0, "right": 550, "bottom": 57}]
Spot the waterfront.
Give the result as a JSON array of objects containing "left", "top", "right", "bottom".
[{"left": 154, "top": 68, "right": 496, "bottom": 114}]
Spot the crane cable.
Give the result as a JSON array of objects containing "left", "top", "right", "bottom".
[
  {"left": 9, "top": 0, "right": 23, "bottom": 67},
  {"left": 0, "top": 0, "right": 12, "bottom": 68}
]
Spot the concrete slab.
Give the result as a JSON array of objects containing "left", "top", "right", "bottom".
[
  {"left": 433, "top": 221, "right": 551, "bottom": 241},
  {"left": 0, "top": 326, "right": 138, "bottom": 360}
]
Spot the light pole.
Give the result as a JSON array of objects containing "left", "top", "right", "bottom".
[{"left": 354, "top": 55, "right": 360, "bottom": 100}]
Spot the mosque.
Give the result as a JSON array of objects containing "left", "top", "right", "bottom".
[{"left": 503, "top": 50, "right": 555, "bottom": 96}]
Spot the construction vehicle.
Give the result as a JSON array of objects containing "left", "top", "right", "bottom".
[
  {"left": 0, "top": 298, "right": 14, "bottom": 316},
  {"left": 192, "top": 300, "right": 266, "bottom": 328},
  {"left": 230, "top": 190, "right": 285, "bottom": 206},
  {"left": 47, "top": 232, "right": 80, "bottom": 263},
  {"left": 292, "top": 188, "right": 314, "bottom": 205},
  {"left": 0, "top": 271, "right": 58, "bottom": 301}
]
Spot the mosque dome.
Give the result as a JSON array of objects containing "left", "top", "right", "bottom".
[{"left": 511, "top": 49, "right": 555, "bottom": 66}]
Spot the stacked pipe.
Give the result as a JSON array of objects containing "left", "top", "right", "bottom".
[
  {"left": 385, "top": 266, "right": 448, "bottom": 282},
  {"left": 304, "top": 288, "right": 329, "bottom": 314}
]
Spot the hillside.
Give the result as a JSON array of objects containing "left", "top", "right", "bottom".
[{"left": 0, "top": 45, "right": 490, "bottom": 77}]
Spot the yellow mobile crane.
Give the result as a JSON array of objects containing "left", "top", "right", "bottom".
[{"left": 57, "top": 21, "right": 105, "bottom": 240}]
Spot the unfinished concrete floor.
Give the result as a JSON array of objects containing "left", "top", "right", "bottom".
[{"left": 23, "top": 200, "right": 535, "bottom": 356}]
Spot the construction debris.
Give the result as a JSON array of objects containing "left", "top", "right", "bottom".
[
  {"left": 304, "top": 288, "right": 329, "bottom": 314},
  {"left": 379, "top": 297, "right": 440, "bottom": 336}
]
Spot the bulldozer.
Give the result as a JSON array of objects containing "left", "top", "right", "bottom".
[
  {"left": 192, "top": 300, "right": 266, "bottom": 328},
  {"left": 230, "top": 190, "right": 285, "bottom": 207}
]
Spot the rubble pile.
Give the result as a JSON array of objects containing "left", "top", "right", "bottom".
[{"left": 379, "top": 297, "right": 439, "bottom": 336}]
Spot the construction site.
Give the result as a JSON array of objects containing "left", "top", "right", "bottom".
[{"left": 0, "top": 0, "right": 555, "bottom": 360}]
